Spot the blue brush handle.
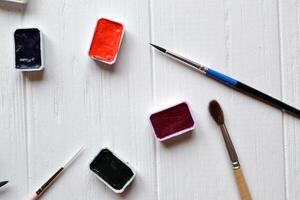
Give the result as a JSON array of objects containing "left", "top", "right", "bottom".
[{"left": 207, "top": 68, "right": 237, "bottom": 87}]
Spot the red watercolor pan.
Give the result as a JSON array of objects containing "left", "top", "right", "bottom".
[
  {"left": 150, "top": 102, "right": 195, "bottom": 141},
  {"left": 89, "top": 18, "right": 124, "bottom": 64}
]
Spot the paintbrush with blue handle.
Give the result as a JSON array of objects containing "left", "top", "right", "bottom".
[{"left": 150, "top": 44, "right": 300, "bottom": 118}]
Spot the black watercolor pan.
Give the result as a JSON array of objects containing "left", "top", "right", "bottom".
[
  {"left": 90, "top": 148, "right": 136, "bottom": 193},
  {"left": 14, "top": 28, "right": 44, "bottom": 71}
]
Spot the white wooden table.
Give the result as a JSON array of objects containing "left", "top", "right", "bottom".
[{"left": 0, "top": 0, "right": 299, "bottom": 199}]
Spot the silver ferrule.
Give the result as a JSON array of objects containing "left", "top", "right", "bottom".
[
  {"left": 232, "top": 161, "right": 240, "bottom": 169},
  {"left": 165, "top": 50, "right": 208, "bottom": 74},
  {"left": 220, "top": 124, "right": 240, "bottom": 168}
]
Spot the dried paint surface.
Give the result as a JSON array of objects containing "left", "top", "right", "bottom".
[
  {"left": 14, "top": 28, "right": 42, "bottom": 70},
  {"left": 90, "top": 149, "right": 134, "bottom": 191},
  {"left": 150, "top": 102, "right": 194, "bottom": 140},
  {"left": 89, "top": 18, "right": 124, "bottom": 64}
]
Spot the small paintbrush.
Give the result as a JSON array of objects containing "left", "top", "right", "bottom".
[
  {"left": 0, "top": 181, "right": 8, "bottom": 188},
  {"left": 209, "top": 100, "right": 251, "bottom": 200},
  {"left": 150, "top": 44, "right": 300, "bottom": 118},
  {"left": 26, "top": 146, "right": 84, "bottom": 200}
]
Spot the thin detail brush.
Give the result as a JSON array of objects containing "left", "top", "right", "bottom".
[
  {"left": 150, "top": 44, "right": 300, "bottom": 118},
  {"left": 26, "top": 146, "right": 84, "bottom": 200},
  {"left": 209, "top": 100, "right": 252, "bottom": 200}
]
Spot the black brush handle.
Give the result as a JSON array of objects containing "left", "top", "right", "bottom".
[
  {"left": 236, "top": 81, "right": 300, "bottom": 117},
  {"left": 36, "top": 167, "right": 64, "bottom": 195}
]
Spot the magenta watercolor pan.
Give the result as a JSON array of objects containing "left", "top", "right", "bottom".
[{"left": 150, "top": 102, "right": 195, "bottom": 141}]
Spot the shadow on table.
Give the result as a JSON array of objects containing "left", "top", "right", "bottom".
[
  {"left": 119, "top": 178, "right": 135, "bottom": 198},
  {"left": 0, "top": 185, "right": 10, "bottom": 195},
  {"left": 0, "top": 1, "right": 27, "bottom": 12},
  {"left": 23, "top": 70, "right": 44, "bottom": 81},
  {"left": 161, "top": 130, "right": 194, "bottom": 148},
  {"left": 93, "top": 60, "right": 116, "bottom": 74}
]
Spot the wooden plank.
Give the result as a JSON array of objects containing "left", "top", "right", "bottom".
[
  {"left": 0, "top": 2, "right": 28, "bottom": 199},
  {"left": 21, "top": 0, "right": 156, "bottom": 199},
  {"left": 151, "top": 0, "right": 285, "bottom": 199},
  {"left": 227, "top": 1, "right": 285, "bottom": 198},
  {"left": 278, "top": 0, "right": 300, "bottom": 199}
]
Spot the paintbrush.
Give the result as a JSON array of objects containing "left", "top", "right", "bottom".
[
  {"left": 26, "top": 146, "right": 84, "bottom": 200},
  {"left": 209, "top": 100, "right": 251, "bottom": 200},
  {"left": 150, "top": 44, "right": 300, "bottom": 118},
  {"left": 0, "top": 181, "right": 8, "bottom": 188}
]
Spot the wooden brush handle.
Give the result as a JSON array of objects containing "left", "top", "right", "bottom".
[{"left": 233, "top": 168, "right": 252, "bottom": 200}]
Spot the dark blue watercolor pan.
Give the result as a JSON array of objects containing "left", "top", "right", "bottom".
[{"left": 14, "top": 28, "right": 44, "bottom": 71}]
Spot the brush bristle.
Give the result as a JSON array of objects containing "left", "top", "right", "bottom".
[
  {"left": 209, "top": 100, "right": 224, "bottom": 125},
  {"left": 150, "top": 43, "right": 167, "bottom": 53},
  {"left": 0, "top": 181, "right": 8, "bottom": 187}
]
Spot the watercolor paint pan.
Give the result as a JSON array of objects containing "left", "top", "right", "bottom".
[
  {"left": 14, "top": 28, "right": 44, "bottom": 71},
  {"left": 90, "top": 148, "right": 135, "bottom": 193},
  {"left": 89, "top": 18, "right": 124, "bottom": 65},
  {"left": 150, "top": 102, "right": 195, "bottom": 141}
]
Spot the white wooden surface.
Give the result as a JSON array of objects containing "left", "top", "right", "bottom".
[{"left": 0, "top": 0, "right": 299, "bottom": 199}]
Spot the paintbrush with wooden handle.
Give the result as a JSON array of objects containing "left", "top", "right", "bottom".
[{"left": 209, "top": 100, "right": 252, "bottom": 200}]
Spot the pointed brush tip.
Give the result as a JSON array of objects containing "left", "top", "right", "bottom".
[
  {"left": 149, "top": 43, "right": 157, "bottom": 48},
  {"left": 149, "top": 43, "right": 167, "bottom": 53},
  {"left": 0, "top": 181, "right": 8, "bottom": 187},
  {"left": 149, "top": 43, "right": 155, "bottom": 48}
]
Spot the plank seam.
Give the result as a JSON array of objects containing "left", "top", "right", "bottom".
[
  {"left": 22, "top": 74, "right": 30, "bottom": 196},
  {"left": 148, "top": 0, "right": 159, "bottom": 199},
  {"left": 276, "top": 0, "right": 288, "bottom": 199}
]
